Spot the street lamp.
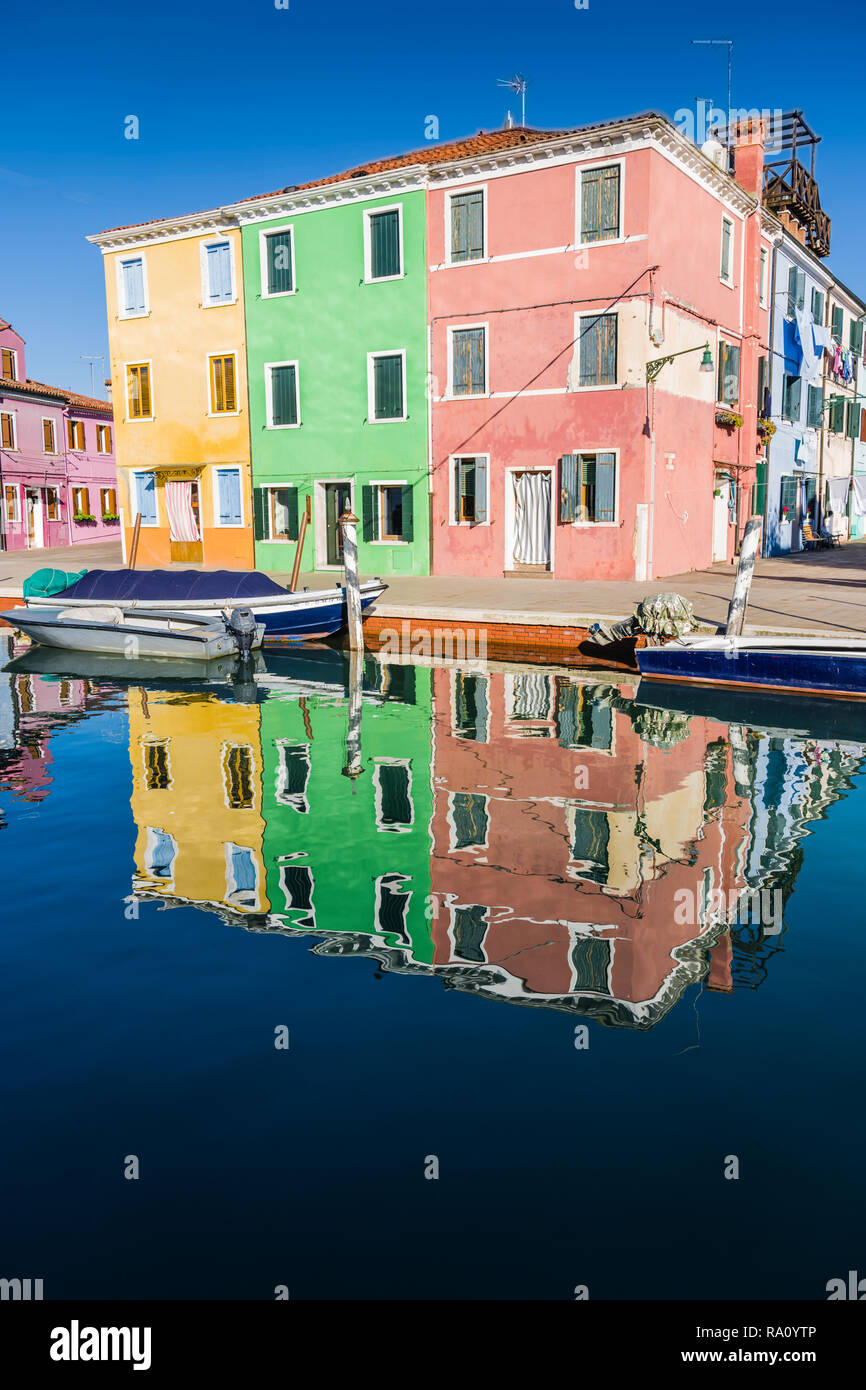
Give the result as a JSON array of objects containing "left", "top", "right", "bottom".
[{"left": 644, "top": 342, "right": 713, "bottom": 581}]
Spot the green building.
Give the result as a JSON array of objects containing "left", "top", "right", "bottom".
[
  {"left": 238, "top": 179, "right": 430, "bottom": 576},
  {"left": 258, "top": 657, "right": 434, "bottom": 960}
]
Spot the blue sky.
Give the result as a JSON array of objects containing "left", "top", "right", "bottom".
[{"left": 3, "top": 0, "right": 864, "bottom": 395}]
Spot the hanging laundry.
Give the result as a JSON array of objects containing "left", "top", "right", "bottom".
[
  {"left": 851, "top": 475, "right": 866, "bottom": 517},
  {"left": 783, "top": 316, "right": 803, "bottom": 374},
  {"left": 833, "top": 344, "right": 843, "bottom": 375},
  {"left": 795, "top": 308, "right": 821, "bottom": 385},
  {"left": 843, "top": 350, "right": 854, "bottom": 382},
  {"left": 826, "top": 476, "right": 850, "bottom": 532},
  {"left": 796, "top": 435, "right": 817, "bottom": 467},
  {"left": 813, "top": 323, "right": 835, "bottom": 351}
]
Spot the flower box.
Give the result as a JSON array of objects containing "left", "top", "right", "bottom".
[
  {"left": 716, "top": 409, "right": 744, "bottom": 429},
  {"left": 73, "top": 513, "right": 97, "bottom": 524}
]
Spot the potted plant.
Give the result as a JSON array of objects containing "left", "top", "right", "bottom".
[
  {"left": 73, "top": 512, "right": 97, "bottom": 524},
  {"left": 757, "top": 418, "right": 776, "bottom": 440},
  {"left": 102, "top": 513, "right": 120, "bottom": 523},
  {"left": 716, "top": 409, "right": 744, "bottom": 429}
]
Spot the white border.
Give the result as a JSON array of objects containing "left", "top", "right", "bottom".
[
  {"left": 207, "top": 351, "right": 240, "bottom": 416},
  {"left": 211, "top": 464, "right": 245, "bottom": 527},
  {"left": 200, "top": 235, "right": 237, "bottom": 308},
  {"left": 504, "top": 466, "right": 556, "bottom": 572},
  {"left": 313, "top": 477, "right": 354, "bottom": 569},
  {"left": 259, "top": 223, "right": 297, "bottom": 299},
  {"left": 116, "top": 251, "right": 149, "bottom": 319},
  {"left": 368, "top": 477, "right": 409, "bottom": 544},
  {"left": 264, "top": 359, "right": 301, "bottom": 428},
  {"left": 573, "top": 310, "right": 618, "bottom": 390},
  {"left": 363, "top": 204, "right": 404, "bottom": 283},
  {"left": 445, "top": 184, "right": 487, "bottom": 267},
  {"left": 124, "top": 359, "right": 154, "bottom": 422},
  {"left": 448, "top": 452, "right": 491, "bottom": 526},
  {"left": 373, "top": 758, "right": 414, "bottom": 833},
  {"left": 446, "top": 323, "right": 489, "bottom": 398},
  {"left": 1, "top": 408, "right": 18, "bottom": 450},
  {"left": 575, "top": 157, "right": 625, "bottom": 247},
  {"left": 720, "top": 215, "right": 734, "bottom": 287},
  {"left": 130, "top": 467, "right": 160, "bottom": 527},
  {"left": 367, "top": 349, "right": 407, "bottom": 422}
]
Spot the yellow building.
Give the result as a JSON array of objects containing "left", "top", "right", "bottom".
[
  {"left": 88, "top": 214, "right": 254, "bottom": 568},
  {"left": 127, "top": 689, "right": 268, "bottom": 918}
]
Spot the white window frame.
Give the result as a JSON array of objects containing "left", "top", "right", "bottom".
[
  {"left": 274, "top": 740, "right": 311, "bottom": 811},
  {"left": 373, "top": 872, "right": 412, "bottom": 940},
  {"left": 450, "top": 669, "right": 490, "bottom": 741},
  {"left": 130, "top": 468, "right": 159, "bottom": 527},
  {"left": 363, "top": 203, "right": 404, "bottom": 284},
  {"left": 66, "top": 418, "right": 85, "bottom": 452},
  {"left": 71, "top": 485, "right": 91, "bottom": 516},
  {"left": 263, "top": 485, "right": 295, "bottom": 543},
  {"left": 759, "top": 246, "right": 769, "bottom": 309},
  {"left": 4, "top": 481, "right": 21, "bottom": 523},
  {"left": 1, "top": 346, "right": 18, "bottom": 379},
  {"left": 565, "top": 447, "right": 621, "bottom": 528},
  {"left": 44, "top": 486, "right": 61, "bottom": 522},
  {"left": 445, "top": 183, "right": 488, "bottom": 267},
  {"left": 367, "top": 349, "right": 408, "bottom": 423},
  {"left": 143, "top": 826, "right": 177, "bottom": 890},
  {"left": 448, "top": 453, "right": 491, "bottom": 527},
  {"left": 573, "top": 311, "right": 619, "bottom": 392},
  {"left": 373, "top": 757, "right": 414, "bottom": 833},
  {"left": 575, "top": 158, "right": 626, "bottom": 247},
  {"left": 259, "top": 224, "right": 297, "bottom": 299},
  {"left": 115, "top": 253, "right": 149, "bottom": 319},
  {"left": 313, "top": 477, "right": 355, "bottom": 570},
  {"left": 369, "top": 478, "right": 409, "bottom": 545},
  {"left": 100, "top": 486, "right": 118, "bottom": 518},
  {"left": 446, "top": 323, "right": 489, "bottom": 399},
  {"left": 200, "top": 236, "right": 237, "bottom": 309},
  {"left": 225, "top": 841, "right": 260, "bottom": 913},
  {"left": 448, "top": 901, "right": 489, "bottom": 964},
  {"left": 264, "top": 359, "right": 301, "bottom": 429},
  {"left": 95, "top": 422, "right": 112, "bottom": 454},
  {"left": 1, "top": 409, "right": 18, "bottom": 450},
  {"left": 211, "top": 464, "right": 245, "bottom": 528},
  {"left": 124, "top": 359, "right": 154, "bottom": 422},
  {"left": 207, "top": 351, "right": 240, "bottom": 417},
  {"left": 720, "top": 216, "right": 735, "bottom": 287}
]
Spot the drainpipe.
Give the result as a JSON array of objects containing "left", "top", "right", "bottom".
[{"left": 762, "top": 234, "right": 782, "bottom": 555}]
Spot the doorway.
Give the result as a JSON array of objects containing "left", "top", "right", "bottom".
[
  {"left": 25, "top": 489, "right": 44, "bottom": 549},
  {"left": 507, "top": 469, "right": 552, "bottom": 572},
  {"left": 167, "top": 478, "right": 203, "bottom": 563},
  {"left": 712, "top": 480, "right": 730, "bottom": 563},
  {"left": 323, "top": 481, "right": 353, "bottom": 567}
]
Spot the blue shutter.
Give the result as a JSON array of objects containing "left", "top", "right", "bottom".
[
  {"left": 560, "top": 454, "right": 578, "bottom": 522},
  {"left": 207, "top": 242, "right": 232, "bottom": 303},
  {"left": 122, "top": 259, "right": 145, "bottom": 314},
  {"left": 136, "top": 472, "right": 157, "bottom": 525},
  {"left": 474, "top": 457, "right": 488, "bottom": 523},
  {"left": 581, "top": 169, "right": 601, "bottom": 242},
  {"left": 218, "top": 468, "right": 241, "bottom": 526},
  {"left": 595, "top": 452, "right": 616, "bottom": 522}
]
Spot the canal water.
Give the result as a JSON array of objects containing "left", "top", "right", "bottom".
[{"left": 1, "top": 634, "right": 863, "bottom": 1301}]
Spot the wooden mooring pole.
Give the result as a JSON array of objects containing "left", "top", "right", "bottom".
[
  {"left": 288, "top": 495, "right": 311, "bottom": 593},
  {"left": 128, "top": 513, "right": 142, "bottom": 571},
  {"left": 341, "top": 646, "right": 365, "bottom": 788},
  {"left": 725, "top": 516, "right": 763, "bottom": 637},
  {"left": 339, "top": 507, "right": 364, "bottom": 653}
]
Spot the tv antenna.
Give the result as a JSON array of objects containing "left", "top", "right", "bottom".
[
  {"left": 497, "top": 74, "right": 527, "bottom": 127},
  {"left": 691, "top": 40, "right": 733, "bottom": 136},
  {"left": 81, "top": 355, "right": 105, "bottom": 397}
]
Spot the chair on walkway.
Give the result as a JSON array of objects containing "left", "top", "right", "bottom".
[
  {"left": 818, "top": 525, "right": 842, "bottom": 548},
  {"left": 801, "top": 520, "right": 827, "bottom": 551}
]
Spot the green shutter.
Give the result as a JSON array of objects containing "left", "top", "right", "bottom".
[
  {"left": 271, "top": 364, "right": 297, "bottom": 426},
  {"left": 595, "top": 452, "right": 616, "bottom": 522},
  {"left": 847, "top": 401, "right": 861, "bottom": 439},
  {"left": 474, "top": 457, "right": 488, "bottom": 523},
  {"left": 361, "top": 485, "right": 377, "bottom": 541},
  {"left": 373, "top": 354, "right": 403, "bottom": 419},
  {"left": 453, "top": 329, "right": 485, "bottom": 395},
  {"left": 285, "top": 486, "right": 299, "bottom": 541},
  {"left": 369, "top": 209, "right": 401, "bottom": 278},
  {"left": 787, "top": 266, "right": 798, "bottom": 318},
  {"left": 581, "top": 169, "right": 601, "bottom": 242},
  {"left": 780, "top": 476, "right": 798, "bottom": 514},
  {"left": 783, "top": 375, "right": 801, "bottom": 422},
  {"left": 400, "top": 483, "right": 414, "bottom": 541},
  {"left": 831, "top": 306, "right": 844, "bottom": 343},
  {"left": 559, "top": 453, "right": 578, "bottom": 523},
  {"left": 266, "top": 231, "right": 293, "bottom": 295},
  {"left": 253, "top": 487, "right": 266, "bottom": 541},
  {"left": 807, "top": 386, "right": 823, "bottom": 429},
  {"left": 851, "top": 320, "right": 864, "bottom": 355},
  {"left": 829, "top": 395, "right": 845, "bottom": 432}
]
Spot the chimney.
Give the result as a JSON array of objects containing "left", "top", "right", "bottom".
[{"left": 732, "top": 115, "right": 765, "bottom": 197}]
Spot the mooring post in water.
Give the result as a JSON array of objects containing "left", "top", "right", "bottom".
[
  {"left": 342, "top": 646, "right": 364, "bottom": 788},
  {"left": 725, "top": 516, "right": 763, "bottom": 637},
  {"left": 339, "top": 507, "right": 364, "bottom": 652},
  {"left": 288, "top": 494, "right": 311, "bottom": 593},
  {"left": 128, "top": 512, "right": 142, "bottom": 571}
]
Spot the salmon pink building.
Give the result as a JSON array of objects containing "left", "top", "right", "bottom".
[
  {"left": 1, "top": 317, "right": 117, "bottom": 553},
  {"left": 427, "top": 113, "right": 774, "bottom": 580}
]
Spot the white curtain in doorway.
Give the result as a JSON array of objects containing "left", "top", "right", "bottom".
[
  {"left": 513, "top": 471, "right": 551, "bottom": 565},
  {"left": 165, "top": 480, "right": 200, "bottom": 542}
]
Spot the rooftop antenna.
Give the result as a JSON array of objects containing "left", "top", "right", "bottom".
[
  {"left": 80, "top": 355, "right": 105, "bottom": 397},
  {"left": 497, "top": 74, "right": 527, "bottom": 127},
  {"left": 691, "top": 39, "right": 733, "bottom": 139}
]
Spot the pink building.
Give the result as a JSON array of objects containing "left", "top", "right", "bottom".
[
  {"left": 1, "top": 318, "right": 118, "bottom": 553},
  {"left": 428, "top": 114, "right": 772, "bottom": 580}
]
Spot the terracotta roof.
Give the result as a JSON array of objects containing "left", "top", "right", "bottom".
[
  {"left": 65, "top": 390, "right": 113, "bottom": 415},
  {"left": 95, "top": 114, "right": 667, "bottom": 235},
  {"left": 0, "top": 375, "right": 112, "bottom": 413}
]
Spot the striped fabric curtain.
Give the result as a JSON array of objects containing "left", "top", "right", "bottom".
[
  {"left": 513, "top": 470, "right": 551, "bottom": 564},
  {"left": 165, "top": 480, "right": 200, "bottom": 542}
]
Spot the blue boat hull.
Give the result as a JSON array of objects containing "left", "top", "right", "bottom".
[
  {"left": 258, "top": 591, "right": 379, "bottom": 643},
  {"left": 637, "top": 644, "right": 866, "bottom": 698}
]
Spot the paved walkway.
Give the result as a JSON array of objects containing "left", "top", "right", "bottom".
[{"left": 3, "top": 539, "right": 866, "bottom": 635}]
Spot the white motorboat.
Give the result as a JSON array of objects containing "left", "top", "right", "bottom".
[{"left": 7, "top": 604, "right": 265, "bottom": 662}]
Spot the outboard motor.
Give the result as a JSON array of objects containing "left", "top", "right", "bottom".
[{"left": 226, "top": 607, "right": 258, "bottom": 660}]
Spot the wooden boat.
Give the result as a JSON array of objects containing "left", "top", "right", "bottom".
[
  {"left": 4, "top": 642, "right": 265, "bottom": 688},
  {"left": 636, "top": 634, "right": 866, "bottom": 699},
  {"left": 24, "top": 568, "right": 387, "bottom": 643},
  {"left": 7, "top": 604, "right": 265, "bottom": 662},
  {"left": 635, "top": 676, "right": 866, "bottom": 744}
]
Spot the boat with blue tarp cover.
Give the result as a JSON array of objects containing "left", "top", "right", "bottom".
[
  {"left": 636, "top": 634, "right": 866, "bottom": 698},
  {"left": 23, "top": 569, "right": 387, "bottom": 643}
]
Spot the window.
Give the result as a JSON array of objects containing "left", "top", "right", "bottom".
[
  {"left": 451, "top": 904, "right": 487, "bottom": 963},
  {"left": 368, "top": 351, "right": 406, "bottom": 421},
  {"left": 555, "top": 680, "right": 613, "bottom": 751},
  {"left": 453, "top": 671, "right": 488, "bottom": 741},
  {"left": 448, "top": 188, "right": 484, "bottom": 263},
  {"left": 571, "top": 935, "right": 612, "bottom": 994},
  {"left": 450, "top": 326, "right": 486, "bottom": 396},
  {"left": 72, "top": 486, "right": 91, "bottom": 518},
  {"left": 45, "top": 487, "right": 60, "bottom": 522},
  {"left": 787, "top": 266, "right": 805, "bottom": 318},
  {"left": 811, "top": 287, "right": 825, "bottom": 323},
  {"left": 42, "top": 418, "right": 57, "bottom": 453},
  {"left": 256, "top": 485, "right": 298, "bottom": 542},
  {"left": 578, "top": 313, "right": 617, "bottom": 386},
  {"left": 100, "top": 487, "right": 117, "bottom": 518},
  {"left": 96, "top": 423, "right": 112, "bottom": 453},
  {"left": 261, "top": 227, "right": 294, "bottom": 296},
  {"left": 831, "top": 305, "right": 844, "bottom": 344},
  {"left": 126, "top": 362, "right": 152, "bottom": 419},
  {"left": 847, "top": 400, "right": 862, "bottom": 439},
  {"left": 362, "top": 482, "right": 411, "bottom": 543},
  {"left": 569, "top": 806, "right": 610, "bottom": 884},
  {"left": 143, "top": 740, "right": 171, "bottom": 791},
  {"left": 1, "top": 411, "right": 16, "bottom": 449},
  {"left": 143, "top": 828, "right": 176, "bottom": 885},
  {"left": 720, "top": 217, "right": 734, "bottom": 284},
  {"left": 223, "top": 744, "right": 254, "bottom": 810},
  {"left": 450, "top": 791, "right": 488, "bottom": 851},
  {"left": 209, "top": 354, "right": 237, "bottom": 413},
  {"left": 225, "top": 843, "right": 259, "bottom": 912},
  {"left": 559, "top": 452, "right": 616, "bottom": 524},
  {"left": 374, "top": 760, "right": 413, "bottom": 832},
  {"left": 716, "top": 341, "right": 740, "bottom": 406},
  {"left": 203, "top": 239, "right": 234, "bottom": 306},
  {"left": 375, "top": 873, "right": 411, "bottom": 943},
  {"left": 66, "top": 419, "right": 85, "bottom": 450},
  {"left": 365, "top": 207, "right": 402, "bottom": 280},
  {"left": 265, "top": 361, "right": 299, "bottom": 427},
  {"left": 759, "top": 247, "right": 769, "bottom": 307},
  {"left": 782, "top": 375, "right": 802, "bottom": 423},
  {"left": 214, "top": 467, "right": 243, "bottom": 526},
  {"left": 451, "top": 455, "right": 488, "bottom": 524},
  {"left": 132, "top": 470, "right": 158, "bottom": 525},
  {"left": 580, "top": 164, "right": 621, "bottom": 243},
  {"left": 4, "top": 483, "right": 20, "bottom": 523},
  {"left": 757, "top": 355, "right": 770, "bottom": 417},
  {"left": 807, "top": 385, "right": 824, "bottom": 429},
  {"left": 275, "top": 742, "right": 310, "bottom": 811},
  {"left": 1, "top": 347, "right": 17, "bottom": 379},
  {"left": 118, "top": 256, "right": 147, "bottom": 317},
  {"left": 851, "top": 320, "right": 865, "bottom": 356},
  {"left": 780, "top": 475, "right": 798, "bottom": 518},
  {"left": 279, "top": 862, "right": 315, "bottom": 928}
]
